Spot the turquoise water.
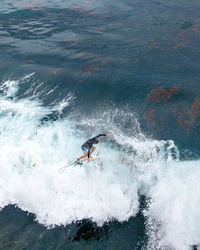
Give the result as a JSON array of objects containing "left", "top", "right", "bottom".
[{"left": 0, "top": 0, "right": 200, "bottom": 249}]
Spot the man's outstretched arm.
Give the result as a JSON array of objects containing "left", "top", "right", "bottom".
[{"left": 96, "top": 133, "right": 109, "bottom": 138}]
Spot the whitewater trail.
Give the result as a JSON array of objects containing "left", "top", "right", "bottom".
[{"left": 0, "top": 75, "right": 199, "bottom": 250}]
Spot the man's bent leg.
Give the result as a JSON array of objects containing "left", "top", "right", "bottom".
[
  {"left": 77, "top": 152, "right": 87, "bottom": 161},
  {"left": 89, "top": 146, "right": 96, "bottom": 159}
]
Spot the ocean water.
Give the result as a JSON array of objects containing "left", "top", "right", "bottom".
[{"left": 0, "top": 0, "right": 200, "bottom": 249}]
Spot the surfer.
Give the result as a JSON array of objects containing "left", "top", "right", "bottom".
[{"left": 75, "top": 134, "right": 109, "bottom": 165}]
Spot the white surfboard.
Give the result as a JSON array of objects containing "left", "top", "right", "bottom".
[
  {"left": 58, "top": 154, "right": 98, "bottom": 173},
  {"left": 81, "top": 154, "right": 98, "bottom": 164}
]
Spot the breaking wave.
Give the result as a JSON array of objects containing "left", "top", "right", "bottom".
[{"left": 0, "top": 75, "right": 199, "bottom": 250}]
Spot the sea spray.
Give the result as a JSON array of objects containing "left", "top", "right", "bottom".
[{"left": 0, "top": 75, "right": 199, "bottom": 249}]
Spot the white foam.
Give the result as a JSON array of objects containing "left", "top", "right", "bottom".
[
  {"left": 0, "top": 75, "right": 199, "bottom": 250},
  {"left": 0, "top": 76, "right": 139, "bottom": 226},
  {"left": 144, "top": 160, "right": 200, "bottom": 250}
]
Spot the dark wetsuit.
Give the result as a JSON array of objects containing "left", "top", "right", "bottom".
[{"left": 81, "top": 134, "right": 107, "bottom": 158}]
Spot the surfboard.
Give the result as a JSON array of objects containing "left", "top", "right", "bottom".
[
  {"left": 80, "top": 154, "right": 98, "bottom": 164},
  {"left": 58, "top": 154, "right": 98, "bottom": 173}
]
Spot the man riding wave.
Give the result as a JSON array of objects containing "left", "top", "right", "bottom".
[{"left": 75, "top": 133, "right": 109, "bottom": 165}]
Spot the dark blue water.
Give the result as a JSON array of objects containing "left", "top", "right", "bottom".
[{"left": 0, "top": 1, "right": 200, "bottom": 249}]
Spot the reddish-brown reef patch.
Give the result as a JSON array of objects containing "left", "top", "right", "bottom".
[
  {"left": 143, "top": 106, "right": 156, "bottom": 125},
  {"left": 147, "top": 87, "right": 180, "bottom": 104},
  {"left": 177, "top": 97, "right": 200, "bottom": 130}
]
